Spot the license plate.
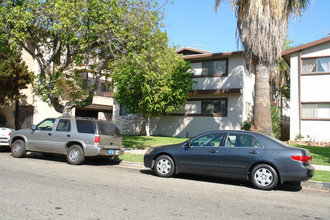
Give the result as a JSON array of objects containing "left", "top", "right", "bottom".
[{"left": 108, "top": 150, "right": 114, "bottom": 155}]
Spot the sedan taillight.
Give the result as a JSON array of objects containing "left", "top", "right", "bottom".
[
  {"left": 291, "top": 155, "right": 312, "bottom": 163},
  {"left": 95, "top": 136, "right": 100, "bottom": 144}
]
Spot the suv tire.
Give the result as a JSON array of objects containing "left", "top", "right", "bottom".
[
  {"left": 11, "top": 140, "right": 26, "bottom": 158},
  {"left": 67, "top": 145, "right": 85, "bottom": 165}
]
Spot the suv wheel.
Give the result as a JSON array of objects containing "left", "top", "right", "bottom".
[
  {"left": 67, "top": 145, "right": 85, "bottom": 165},
  {"left": 11, "top": 140, "right": 26, "bottom": 158}
]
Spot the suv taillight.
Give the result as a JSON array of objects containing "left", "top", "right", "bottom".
[
  {"left": 95, "top": 136, "right": 100, "bottom": 144},
  {"left": 291, "top": 155, "right": 312, "bottom": 163}
]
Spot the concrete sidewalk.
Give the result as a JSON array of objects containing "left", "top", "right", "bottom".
[{"left": 313, "top": 164, "right": 330, "bottom": 171}]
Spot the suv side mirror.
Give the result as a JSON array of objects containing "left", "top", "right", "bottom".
[{"left": 31, "top": 125, "right": 36, "bottom": 130}]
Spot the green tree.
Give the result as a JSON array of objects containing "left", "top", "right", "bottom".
[
  {"left": 1, "top": 0, "right": 171, "bottom": 114},
  {"left": 215, "top": 0, "right": 308, "bottom": 136},
  {"left": 110, "top": 31, "right": 194, "bottom": 136},
  {"left": 0, "top": 35, "right": 33, "bottom": 105}
]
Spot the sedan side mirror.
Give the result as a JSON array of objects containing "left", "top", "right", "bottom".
[{"left": 187, "top": 140, "right": 192, "bottom": 149}]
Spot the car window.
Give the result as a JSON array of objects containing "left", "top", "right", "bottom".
[
  {"left": 96, "top": 121, "right": 121, "bottom": 136},
  {"left": 36, "top": 119, "right": 55, "bottom": 131},
  {"left": 191, "top": 133, "right": 224, "bottom": 147},
  {"left": 225, "top": 133, "right": 262, "bottom": 148},
  {"left": 56, "top": 119, "right": 71, "bottom": 132},
  {"left": 76, "top": 120, "right": 95, "bottom": 134}
]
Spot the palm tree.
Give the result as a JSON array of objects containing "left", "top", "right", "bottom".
[{"left": 215, "top": 0, "right": 308, "bottom": 136}]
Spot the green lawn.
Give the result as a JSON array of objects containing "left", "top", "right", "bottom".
[
  {"left": 289, "top": 144, "right": 330, "bottom": 166},
  {"left": 311, "top": 171, "right": 330, "bottom": 182},
  {"left": 119, "top": 153, "right": 144, "bottom": 163},
  {"left": 123, "top": 135, "right": 188, "bottom": 149}
]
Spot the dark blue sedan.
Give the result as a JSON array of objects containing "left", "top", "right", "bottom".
[{"left": 144, "top": 130, "right": 314, "bottom": 190}]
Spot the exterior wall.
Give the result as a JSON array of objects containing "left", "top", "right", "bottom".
[
  {"left": 112, "top": 100, "right": 146, "bottom": 135},
  {"left": 191, "top": 56, "right": 244, "bottom": 90},
  {"left": 242, "top": 66, "right": 255, "bottom": 121},
  {"left": 150, "top": 95, "right": 243, "bottom": 137},
  {"left": 289, "top": 53, "right": 300, "bottom": 140},
  {"left": 289, "top": 41, "right": 330, "bottom": 141}
]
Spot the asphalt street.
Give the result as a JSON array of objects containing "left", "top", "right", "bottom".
[{"left": 0, "top": 150, "right": 329, "bottom": 220}]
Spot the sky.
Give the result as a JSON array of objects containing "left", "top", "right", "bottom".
[{"left": 162, "top": 0, "right": 330, "bottom": 53}]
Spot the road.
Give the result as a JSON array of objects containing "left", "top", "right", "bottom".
[{"left": 0, "top": 149, "right": 329, "bottom": 220}]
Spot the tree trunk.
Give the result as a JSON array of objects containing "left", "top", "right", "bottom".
[
  {"left": 145, "top": 117, "right": 150, "bottom": 137},
  {"left": 251, "top": 62, "right": 273, "bottom": 136}
]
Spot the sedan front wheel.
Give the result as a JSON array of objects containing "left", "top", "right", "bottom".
[
  {"left": 251, "top": 164, "right": 278, "bottom": 190},
  {"left": 154, "top": 155, "right": 175, "bottom": 177}
]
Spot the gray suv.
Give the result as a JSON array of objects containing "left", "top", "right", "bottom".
[{"left": 9, "top": 116, "right": 124, "bottom": 165}]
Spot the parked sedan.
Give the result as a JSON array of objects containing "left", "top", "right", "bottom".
[{"left": 144, "top": 130, "right": 314, "bottom": 190}]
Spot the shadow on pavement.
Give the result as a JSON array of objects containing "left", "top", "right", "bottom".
[
  {"left": 0, "top": 146, "right": 11, "bottom": 152},
  {"left": 24, "top": 152, "right": 122, "bottom": 166},
  {"left": 140, "top": 169, "right": 302, "bottom": 192}
]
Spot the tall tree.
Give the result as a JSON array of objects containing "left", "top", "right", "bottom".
[
  {"left": 215, "top": 0, "right": 308, "bottom": 136},
  {"left": 110, "top": 31, "right": 194, "bottom": 136},
  {"left": 2, "top": 0, "right": 171, "bottom": 114},
  {"left": 0, "top": 1, "right": 33, "bottom": 106}
]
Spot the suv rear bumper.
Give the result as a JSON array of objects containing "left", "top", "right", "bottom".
[{"left": 85, "top": 146, "right": 125, "bottom": 157}]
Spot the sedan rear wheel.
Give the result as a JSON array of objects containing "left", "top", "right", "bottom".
[
  {"left": 251, "top": 164, "right": 278, "bottom": 190},
  {"left": 154, "top": 155, "right": 175, "bottom": 177}
]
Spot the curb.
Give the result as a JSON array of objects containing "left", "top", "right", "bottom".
[
  {"left": 117, "top": 160, "right": 330, "bottom": 190},
  {"left": 301, "top": 180, "right": 330, "bottom": 190}
]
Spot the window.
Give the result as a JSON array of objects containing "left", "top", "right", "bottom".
[
  {"left": 225, "top": 133, "right": 262, "bottom": 148},
  {"left": 191, "top": 133, "right": 224, "bottom": 147},
  {"left": 302, "top": 57, "right": 330, "bottom": 73},
  {"left": 201, "top": 60, "right": 227, "bottom": 76},
  {"left": 36, "top": 119, "right": 55, "bottom": 131},
  {"left": 76, "top": 120, "right": 95, "bottom": 134},
  {"left": 302, "top": 103, "right": 330, "bottom": 119},
  {"left": 96, "top": 121, "right": 121, "bottom": 136},
  {"left": 201, "top": 100, "right": 227, "bottom": 115},
  {"left": 101, "top": 83, "right": 110, "bottom": 92},
  {"left": 56, "top": 119, "right": 71, "bottom": 132},
  {"left": 119, "top": 104, "right": 128, "bottom": 116}
]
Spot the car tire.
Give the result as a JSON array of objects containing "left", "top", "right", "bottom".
[
  {"left": 67, "top": 145, "right": 85, "bottom": 165},
  {"left": 251, "top": 164, "right": 278, "bottom": 190},
  {"left": 11, "top": 139, "right": 27, "bottom": 158},
  {"left": 154, "top": 155, "right": 175, "bottom": 177}
]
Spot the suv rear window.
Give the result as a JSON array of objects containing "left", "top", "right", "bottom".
[
  {"left": 96, "top": 121, "right": 121, "bottom": 136},
  {"left": 76, "top": 120, "right": 95, "bottom": 134}
]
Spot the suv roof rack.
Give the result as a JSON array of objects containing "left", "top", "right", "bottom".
[{"left": 58, "top": 116, "right": 99, "bottom": 121}]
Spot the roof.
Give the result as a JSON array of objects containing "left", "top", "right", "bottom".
[
  {"left": 176, "top": 47, "right": 211, "bottom": 55},
  {"left": 181, "top": 51, "right": 244, "bottom": 62},
  {"left": 282, "top": 36, "right": 330, "bottom": 64}
]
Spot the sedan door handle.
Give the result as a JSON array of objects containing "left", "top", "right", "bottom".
[
  {"left": 249, "top": 150, "right": 259, "bottom": 154},
  {"left": 209, "top": 150, "right": 219, "bottom": 153}
]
